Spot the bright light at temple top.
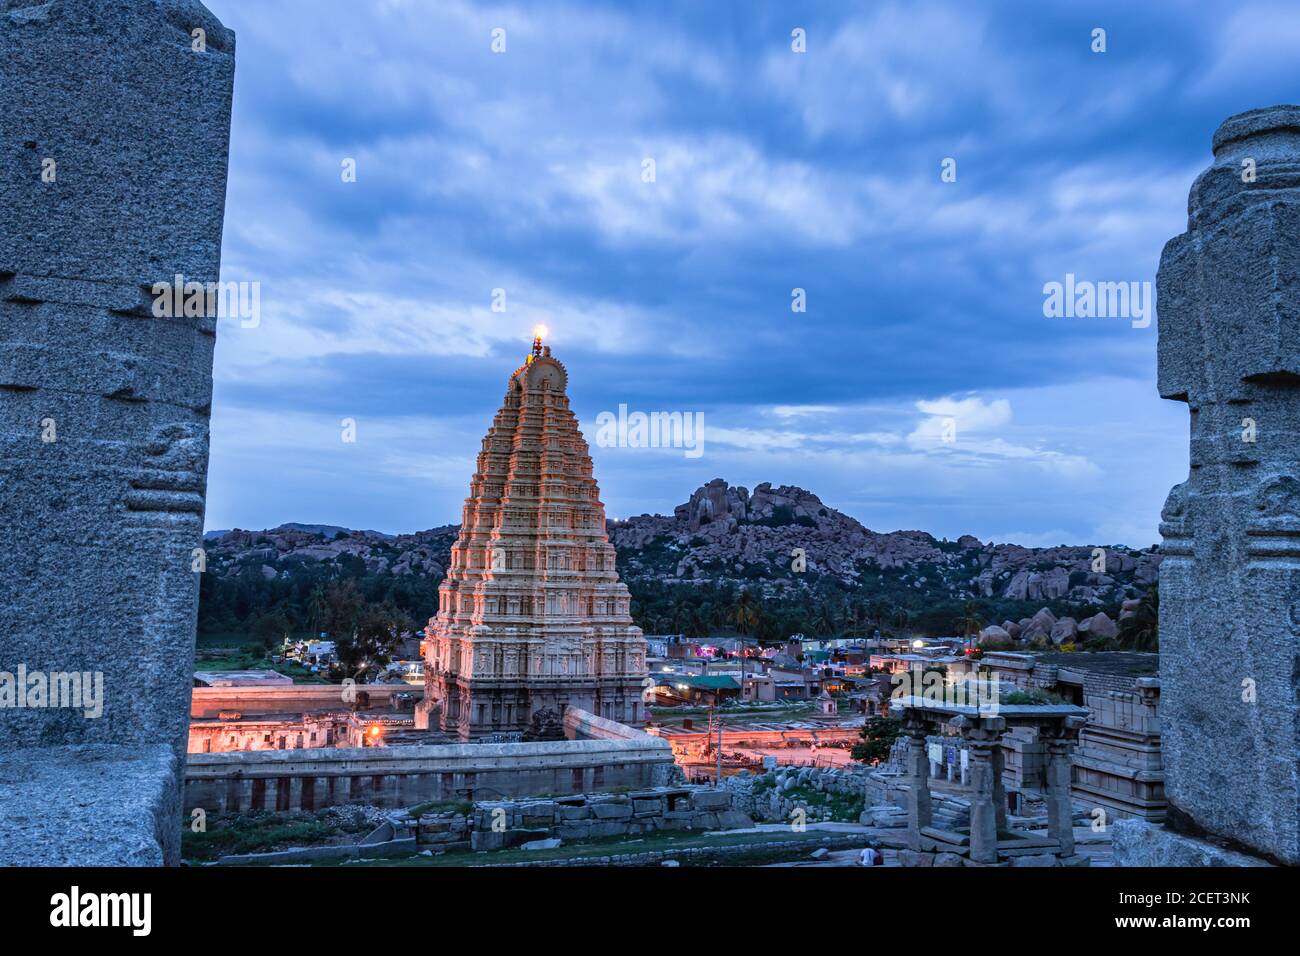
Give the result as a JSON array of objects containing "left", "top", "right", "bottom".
[{"left": 532, "top": 324, "right": 549, "bottom": 341}]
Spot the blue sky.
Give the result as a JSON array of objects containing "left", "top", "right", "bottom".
[{"left": 200, "top": 0, "right": 1300, "bottom": 547}]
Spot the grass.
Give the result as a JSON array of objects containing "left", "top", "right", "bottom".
[
  {"left": 338, "top": 826, "right": 850, "bottom": 868},
  {"left": 192, "top": 647, "right": 333, "bottom": 684},
  {"left": 182, "top": 808, "right": 379, "bottom": 862},
  {"left": 651, "top": 701, "right": 818, "bottom": 724}
]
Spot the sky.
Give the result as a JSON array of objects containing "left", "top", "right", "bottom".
[{"left": 200, "top": 0, "right": 1300, "bottom": 547}]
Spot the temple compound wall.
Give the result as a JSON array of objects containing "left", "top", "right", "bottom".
[
  {"left": 183, "top": 707, "right": 675, "bottom": 815},
  {"left": 0, "top": 0, "right": 234, "bottom": 866},
  {"left": 1115, "top": 105, "right": 1300, "bottom": 867},
  {"left": 191, "top": 684, "right": 416, "bottom": 719}
]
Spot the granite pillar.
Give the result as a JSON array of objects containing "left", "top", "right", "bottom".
[
  {"left": 0, "top": 0, "right": 235, "bottom": 866},
  {"left": 901, "top": 715, "right": 932, "bottom": 850},
  {"left": 1152, "top": 105, "right": 1300, "bottom": 866},
  {"left": 964, "top": 719, "right": 1004, "bottom": 865}
]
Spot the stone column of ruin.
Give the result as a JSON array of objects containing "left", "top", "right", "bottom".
[
  {"left": 1043, "top": 720, "right": 1082, "bottom": 857},
  {"left": 0, "top": 0, "right": 235, "bottom": 865},
  {"left": 964, "top": 718, "right": 1004, "bottom": 864},
  {"left": 900, "top": 713, "right": 933, "bottom": 850},
  {"left": 1154, "top": 105, "right": 1300, "bottom": 866}
]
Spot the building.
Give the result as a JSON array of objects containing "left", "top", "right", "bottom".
[
  {"left": 652, "top": 674, "right": 741, "bottom": 707},
  {"left": 415, "top": 338, "right": 649, "bottom": 739},
  {"left": 977, "top": 651, "right": 1164, "bottom": 821}
]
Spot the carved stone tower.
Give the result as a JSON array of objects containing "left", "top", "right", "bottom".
[
  {"left": 1155, "top": 105, "right": 1300, "bottom": 865},
  {"left": 416, "top": 344, "right": 648, "bottom": 740}
]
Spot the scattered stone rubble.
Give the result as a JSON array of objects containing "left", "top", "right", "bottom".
[{"left": 413, "top": 786, "right": 753, "bottom": 852}]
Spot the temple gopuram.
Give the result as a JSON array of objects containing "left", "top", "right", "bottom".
[{"left": 416, "top": 330, "right": 649, "bottom": 740}]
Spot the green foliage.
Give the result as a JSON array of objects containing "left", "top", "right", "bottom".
[
  {"left": 1002, "top": 687, "right": 1067, "bottom": 705},
  {"left": 851, "top": 716, "right": 901, "bottom": 764},
  {"left": 180, "top": 808, "right": 377, "bottom": 862}
]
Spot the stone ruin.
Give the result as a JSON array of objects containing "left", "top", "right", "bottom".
[
  {"left": 0, "top": 0, "right": 234, "bottom": 865},
  {"left": 1113, "top": 105, "right": 1300, "bottom": 867},
  {"left": 892, "top": 696, "right": 1089, "bottom": 866}
]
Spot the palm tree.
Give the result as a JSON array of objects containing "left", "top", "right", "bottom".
[
  {"left": 734, "top": 589, "right": 759, "bottom": 635},
  {"left": 1118, "top": 590, "right": 1159, "bottom": 651},
  {"left": 812, "top": 602, "right": 837, "bottom": 637},
  {"left": 956, "top": 601, "right": 984, "bottom": 639},
  {"left": 891, "top": 606, "right": 911, "bottom": 633},
  {"left": 867, "top": 599, "right": 891, "bottom": 629}
]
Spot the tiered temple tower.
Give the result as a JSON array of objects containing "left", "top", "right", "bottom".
[{"left": 415, "top": 339, "right": 648, "bottom": 739}]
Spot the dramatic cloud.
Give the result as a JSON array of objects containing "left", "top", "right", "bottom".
[{"left": 201, "top": 0, "right": 1287, "bottom": 546}]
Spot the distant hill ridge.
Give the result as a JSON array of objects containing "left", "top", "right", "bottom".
[{"left": 201, "top": 478, "right": 1159, "bottom": 608}]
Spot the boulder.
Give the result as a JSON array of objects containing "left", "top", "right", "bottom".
[
  {"left": 1078, "top": 612, "right": 1119, "bottom": 640},
  {"left": 977, "top": 625, "right": 1011, "bottom": 646},
  {"left": 1029, "top": 607, "right": 1058, "bottom": 630},
  {"left": 1049, "top": 617, "right": 1078, "bottom": 645}
]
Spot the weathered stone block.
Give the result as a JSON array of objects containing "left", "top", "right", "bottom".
[
  {"left": 556, "top": 822, "right": 592, "bottom": 841},
  {"left": 1152, "top": 105, "right": 1300, "bottom": 866},
  {"left": 592, "top": 803, "right": 633, "bottom": 820},
  {"left": 0, "top": 0, "right": 235, "bottom": 867},
  {"left": 1112, "top": 819, "right": 1271, "bottom": 867},
  {"left": 691, "top": 790, "right": 732, "bottom": 810},
  {"left": 715, "top": 809, "right": 753, "bottom": 830}
]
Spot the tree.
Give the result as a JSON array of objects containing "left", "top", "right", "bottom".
[
  {"left": 336, "top": 601, "right": 413, "bottom": 679},
  {"left": 851, "top": 716, "right": 902, "bottom": 764},
  {"left": 310, "top": 579, "right": 364, "bottom": 641},
  {"left": 955, "top": 600, "right": 984, "bottom": 639},
  {"left": 252, "top": 609, "right": 291, "bottom": 651},
  {"left": 734, "top": 588, "right": 759, "bottom": 635},
  {"left": 1118, "top": 590, "right": 1159, "bottom": 651}
]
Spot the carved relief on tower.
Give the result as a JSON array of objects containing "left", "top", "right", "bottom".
[
  {"left": 1246, "top": 474, "right": 1300, "bottom": 566},
  {"left": 1158, "top": 480, "right": 1192, "bottom": 557}
]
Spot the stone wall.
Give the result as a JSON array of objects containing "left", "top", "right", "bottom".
[
  {"left": 420, "top": 786, "right": 750, "bottom": 851},
  {"left": 184, "top": 710, "right": 676, "bottom": 815},
  {"left": 191, "top": 684, "right": 416, "bottom": 719},
  {"left": 0, "top": 0, "right": 235, "bottom": 866}
]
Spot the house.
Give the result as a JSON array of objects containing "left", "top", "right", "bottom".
[{"left": 653, "top": 674, "right": 742, "bottom": 707}]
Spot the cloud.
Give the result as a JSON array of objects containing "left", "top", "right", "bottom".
[{"left": 197, "top": 0, "right": 1209, "bottom": 545}]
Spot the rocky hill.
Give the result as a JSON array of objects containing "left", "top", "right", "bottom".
[
  {"left": 204, "top": 524, "right": 457, "bottom": 581},
  {"left": 608, "top": 478, "right": 1159, "bottom": 607},
  {"left": 199, "top": 478, "right": 1159, "bottom": 639}
]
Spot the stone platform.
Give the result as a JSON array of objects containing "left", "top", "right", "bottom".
[
  {"left": 0, "top": 744, "right": 180, "bottom": 866},
  {"left": 1111, "top": 819, "right": 1273, "bottom": 867}
]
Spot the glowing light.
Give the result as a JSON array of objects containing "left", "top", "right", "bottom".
[
  {"left": 532, "top": 324, "right": 549, "bottom": 341},
  {"left": 912, "top": 640, "right": 925, "bottom": 649},
  {"left": 369, "top": 725, "right": 381, "bottom": 737}
]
